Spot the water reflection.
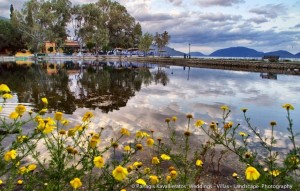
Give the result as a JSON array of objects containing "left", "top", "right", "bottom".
[
  {"left": 1, "top": 61, "right": 300, "bottom": 151},
  {"left": 0, "top": 61, "right": 169, "bottom": 114},
  {"left": 260, "top": 72, "right": 277, "bottom": 80}
]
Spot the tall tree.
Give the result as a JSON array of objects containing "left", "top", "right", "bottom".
[
  {"left": 10, "top": 4, "right": 14, "bottom": 19},
  {"left": 154, "top": 31, "right": 171, "bottom": 56},
  {"left": 13, "top": 0, "right": 71, "bottom": 56},
  {"left": 138, "top": 32, "right": 153, "bottom": 56},
  {"left": 0, "top": 16, "right": 25, "bottom": 54},
  {"left": 72, "top": 0, "right": 139, "bottom": 52}
]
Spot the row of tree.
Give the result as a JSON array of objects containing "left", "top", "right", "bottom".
[{"left": 0, "top": 0, "right": 171, "bottom": 56}]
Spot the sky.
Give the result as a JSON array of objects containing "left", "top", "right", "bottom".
[{"left": 1, "top": 0, "right": 300, "bottom": 55}]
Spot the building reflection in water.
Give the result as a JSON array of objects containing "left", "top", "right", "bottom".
[{"left": 260, "top": 72, "right": 277, "bottom": 80}]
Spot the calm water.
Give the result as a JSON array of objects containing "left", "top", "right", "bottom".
[{"left": 1, "top": 61, "right": 299, "bottom": 149}]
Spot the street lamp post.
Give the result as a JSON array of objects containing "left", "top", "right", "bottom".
[{"left": 189, "top": 43, "right": 191, "bottom": 59}]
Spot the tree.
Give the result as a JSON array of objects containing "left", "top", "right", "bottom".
[
  {"left": 138, "top": 33, "right": 153, "bottom": 56},
  {"left": 71, "top": 3, "right": 109, "bottom": 54},
  {"left": 12, "top": 0, "right": 71, "bottom": 56},
  {"left": 154, "top": 31, "right": 171, "bottom": 56},
  {"left": 96, "top": 0, "right": 141, "bottom": 49},
  {"left": 0, "top": 19, "right": 25, "bottom": 54}
]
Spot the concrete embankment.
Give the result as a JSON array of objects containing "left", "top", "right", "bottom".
[{"left": 118, "top": 56, "right": 300, "bottom": 76}]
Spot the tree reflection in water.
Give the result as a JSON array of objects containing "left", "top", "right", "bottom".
[{"left": 0, "top": 61, "right": 169, "bottom": 114}]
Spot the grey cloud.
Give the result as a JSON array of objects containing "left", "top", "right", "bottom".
[
  {"left": 249, "top": 4, "right": 287, "bottom": 19},
  {"left": 167, "top": 0, "right": 182, "bottom": 6},
  {"left": 195, "top": 0, "right": 245, "bottom": 7},
  {"left": 294, "top": 23, "right": 300, "bottom": 28},
  {"left": 247, "top": 17, "right": 269, "bottom": 24},
  {"left": 198, "top": 13, "right": 242, "bottom": 22},
  {"left": 135, "top": 12, "right": 175, "bottom": 22}
]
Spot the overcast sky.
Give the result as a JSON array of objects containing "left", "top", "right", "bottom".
[{"left": 1, "top": 0, "right": 300, "bottom": 54}]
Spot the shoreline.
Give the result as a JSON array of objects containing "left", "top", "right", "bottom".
[{"left": 2, "top": 55, "right": 300, "bottom": 75}]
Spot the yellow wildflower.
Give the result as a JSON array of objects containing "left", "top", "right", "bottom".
[
  {"left": 0, "top": 84, "right": 10, "bottom": 92},
  {"left": 166, "top": 175, "right": 171, "bottom": 182},
  {"left": 136, "top": 131, "right": 150, "bottom": 138},
  {"left": 70, "top": 178, "right": 82, "bottom": 189},
  {"left": 93, "top": 156, "right": 105, "bottom": 168},
  {"left": 27, "top": 164, "right": 37, "bottom": 172},
  {"left": 19, "top": 166, "right": 27, "bottom": 174},
  {"left": 82, "top": 111, "right": 94, "bottom": 122},
  {"left": 67, "top": 128, "right": 76, "bottom": 137},
  {"left": 44, "top": 117, "right": 56, "bottom": 125},
  {"left": 232, "top": 172, "right": 238, "bottom": 179},
  {"left": 224, "top": 121, "right": 234, "bottom": 130},
  {"left": 282, "top": 103, "right": 294, "bottom": 110},
  {"left": 149, "top": 175, "right": 159, "bottom": 184},
  {"left": 165, "top": 118, "right": 171, "bottom": 123},
  {"left": 270, "top": 170, "right": 280, "bottom": 177},
  {"left": 43, "top": 124, "right": 56, "bottom": 134},
  {"left": 39, "top": 108, "right": 48, "bottom": 114},
  {"left": 239, "top": 132, "right": 248, "bottom": 137},
  {"left": 54, "top": 112, "right": 63, "bottom": 121},
  {"left": 170, "top": 170, "right": 177, "bottom": 179},
  {"left": 9, "top": 112, "right": 19, "bottom": 119},
  {"left": 15, "top": 104, "right": 26, "bottom": 116},
  {"left": 194, "top": 119, "right": 205, "bottom": 127},
  {"left": 89, "top": 138, "right": 100, "bottom": 148},
  {"left": 61, "top": 119, "right": 70, "bottom": 126},
  {"left": 112, "top": 166, "right": 128, "bottom": 181},
  {"left": 169, "top": 166, "right": 176, "bottom": 172},
  {"left": 209, "top": 122, "right": 217, "bottom": 131},
  {"left": 220, "top": 105, "right": 229, "bottom": 110},
  {"left": 136, "top": 143, "right": 143, "bottom": 150},
  {"left": 127, "top": 165, "right": 133, "bottom": 172},
  {"left": 161, "top": 154, "right": 171, "bottom": 160},
  {"left": 152, "top": 157, "right": 160, "bottom": 165},
  {"left": 2, "top": 93, "right": 13, "bottom": 99},
  {"left": 17, "top": 135, "right": 27, "bottom": 143},
  {"left": 241, "top": 108, "right": 248, "bottom": 113},
  {"left": 0, "top": 179, "right": 3, "bottom": 185},
  {"left": 143, "top": 167, "right": 151, "bottom": 174},
  {"left": 124, "top": 145, "right": 131, "bottom": 152},
  {"left": 41, "top": 97, "right": 48, "bottom": 105},
  {"left": 196, "top": 159, "right": 203, "bottom": 167},
  {"left": 136, "top": 179, "right": 146, "bottom": 186},
  {"left": 172, "top": 116, "right": 177, "bottom": 122},
  {"left": 17, "top": 180, "right": 23, "bottom": 185},
  {"left": 120, "top": 128, "right": 130, "bottom": 136},
  {"left": 4, "top": 150, "right": 17, "bottom": 161},
  {"left": 121, "top": 189, "right": 126, "bottom": 191},
  {"left": 245, "top": 166, "right": 260, "bottom": 181},
  {"left": 146, "top": 138, "right": 154, "bottom": 147},
  {"left": 59, "top": 130, "right": 66, "bottom": 135},
  {"left": 133, "top": 161, "right": 143, "bottom": 168}
]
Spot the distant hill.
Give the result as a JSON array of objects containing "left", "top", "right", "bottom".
[
  {"left": 296, "top": 52, "right": 300, "bottom": 57},
  {"left": 190, "top": 52, "right": 205, "bottom": 56},
  {"left": 210, "top": 47, "right": 264, "bottom": 57},
  {"left": 150, "top": 45, "right": 185, "bottom": 56},
  {"left": 264, "top": 50, "right": 296, "bottom": 58},
  {"left": 0, "top": 16, "right": 8, "bottom": 20}
]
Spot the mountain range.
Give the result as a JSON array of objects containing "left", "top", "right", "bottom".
[{"left": 163, "top": 46, "right": 300, "bottom": 58}]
